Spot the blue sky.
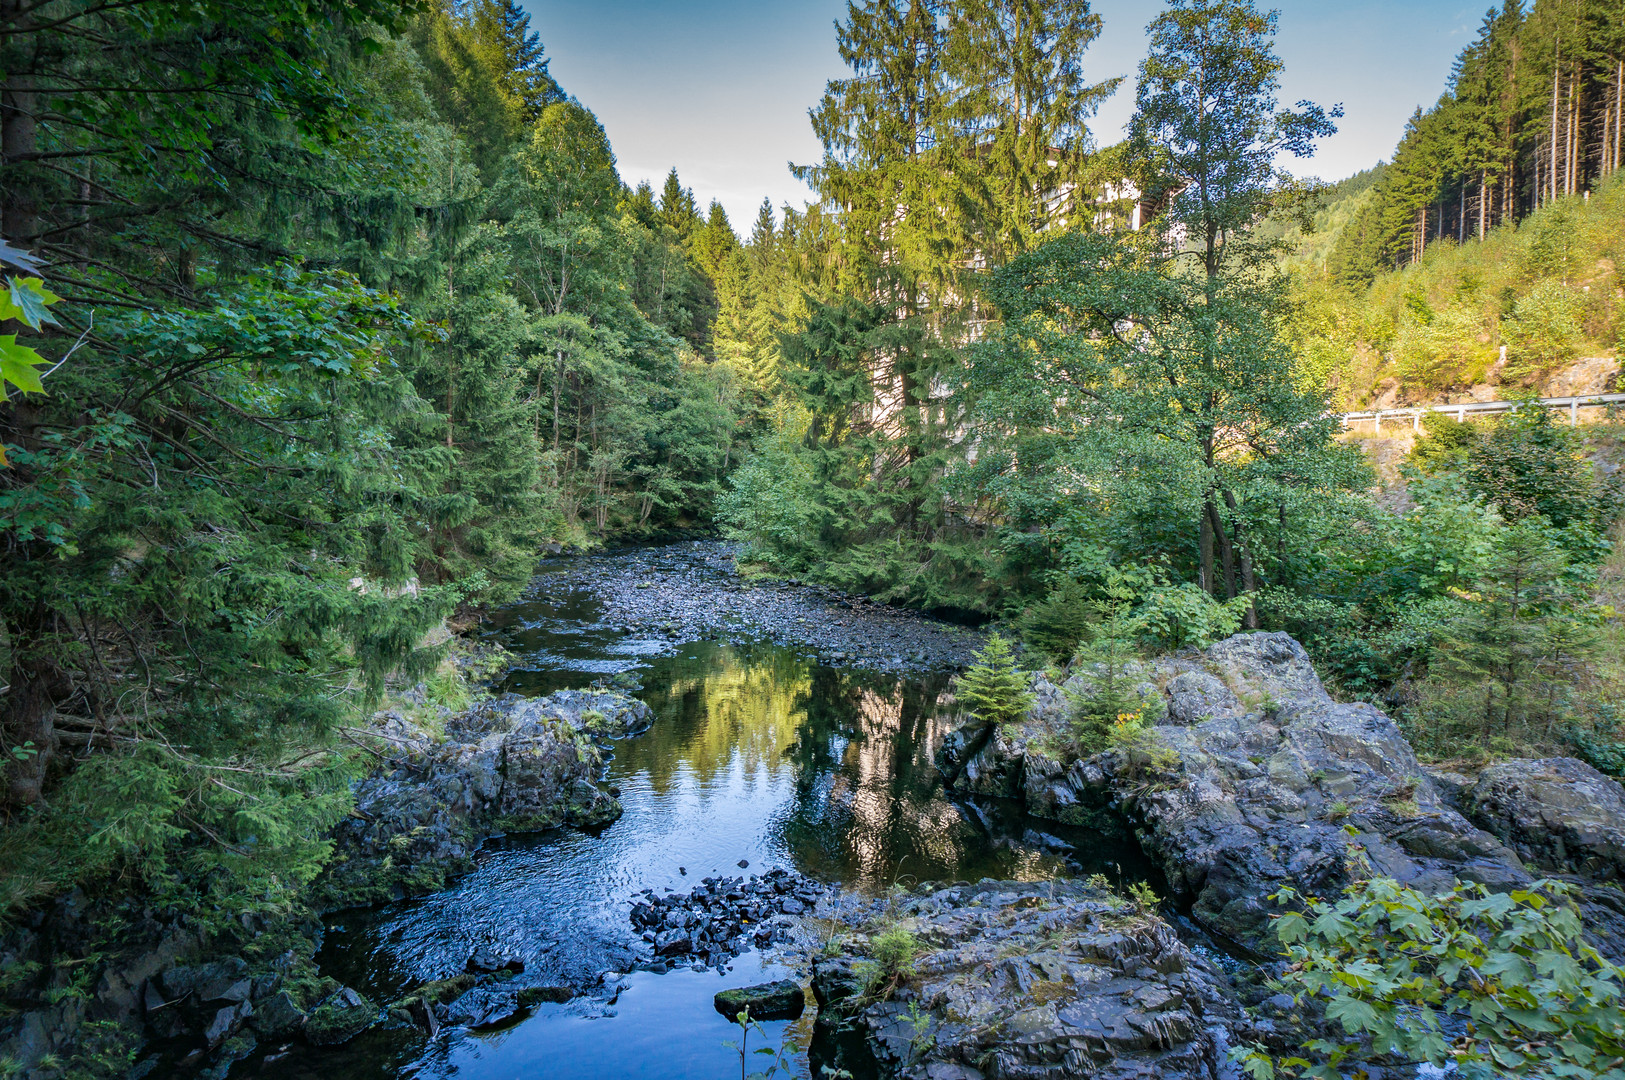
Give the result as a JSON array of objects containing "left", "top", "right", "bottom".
[{"left": 524, "top": 1, "right": 1490, "bottom": 228}]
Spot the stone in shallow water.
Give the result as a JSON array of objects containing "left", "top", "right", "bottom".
[
  {"left": 714, "top": 980, "right": 805, "bottom": 1021},
  {"left": 465, "top": 946, "right": 524, "bottom": 975}
]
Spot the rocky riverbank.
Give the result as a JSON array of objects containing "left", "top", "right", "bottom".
[
  {"left": 522, "top": 541, "right": 985, "bottom": 673},
  {"left": 808, "top": 878, "right": 1257, "bottom": 1080},
  {"left": 940, "top": 631, "right": 1625, "bottom": 955},
  {"left": 314, "top": 687, "right": 651, "bottom": 911},
  {"left": 0, "top": 686, "right": 652, "bottom": 1080}
]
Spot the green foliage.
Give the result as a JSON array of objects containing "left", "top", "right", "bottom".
[
  {"left": 868, "top": 927, "right": 921, "bottom": 985},
  {"left": 1069, "top": 633, "right": 1164, "bottom": 755},
  {"left": 0, "top": 277, "right": 63, "bottom": 404},
  {"left": 1017, "top": 579, "right": 1097, "bottom": 663},
  {"left": 953, "top": 634, "right": 1034, "bottom": 728},
  {"left": 1422, "top": 516, "right": 1598, "bottom": 746},
  {"left": 1503, "top": 279, "right": 1586, "bottom": 382},
  {"left": 724, "top": 1007, "right": 796, "bottom": 1080},
  {"left": 1235, "top": 871, "right": 1625, "bottom": 1080}
]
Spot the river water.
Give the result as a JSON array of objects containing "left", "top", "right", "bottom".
[{"left": 253, "top": 547, "right": 1149, "bottom": 1080}]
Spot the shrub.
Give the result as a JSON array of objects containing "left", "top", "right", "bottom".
[
  {"left": 1502, "top": 278, "right": 1584, "bottom": 382},
  {"left": 1068, "top": 598, "right": 1166, "bottom": 755},
  {"left": 1233, "top": 871, "right": 1625, "bottom": 1080},
  {"left": 1018, "top": 579, "right": 1097, "bottom": 663},
  {"left": 1134, "top": 582, "right": 1251, "bottom": 652},
  {"left": 870, "top": 927, "right": 920, "bottom": 980},
  {"left": 953, "top": 634, "right": 1034, "bottom": 727}
]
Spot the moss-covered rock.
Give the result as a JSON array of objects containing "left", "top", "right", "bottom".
[
  {"left": 303, "top": 986, "right": 376, "bottom": 1046},
  {"left": 714, "top": 980, "right": 805, "bottom": 1021}
]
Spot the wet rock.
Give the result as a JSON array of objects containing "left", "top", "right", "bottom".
[
  {"left": 203, "top": 1001, "right": 251, "bottom": 1049},
  {"left": 943, "top": 632, "right": 1531, "bottom": 951},
  {"left": 1463, "top": 757, "right": 1625, "bottom": 879},
  {"left": 517, "top": 985, "right": 575, "bottom": 1006},
  {"left": 246, "top": 991, "right": 305, "bottom": 1038},
  {"left": 465, "top": 947, "right": 525, "bottom": 975},
  {"left": 810, "top": 879, "right": 1246, "bottom": 1080},
  {"left": 714, "top": 980, "right": 805, "bottom": 1021},
  {"left": 303, "top": 987, "right": 376, "bottom": 1046},
  {"left": 315, "top": 688, "right": 643, "bottom": 910},
  {"left": 630, "top": 868, "right": 829, "bottom": 968},
  {"left": 441, "top": 985, "right": 522, "bottom": 1028}
]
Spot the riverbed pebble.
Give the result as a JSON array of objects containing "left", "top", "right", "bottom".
[
  {"left": 532, "top": 541, "right": 982, "bottom": 673},
  {"left": 628, "top": 867, "right": 830, "bottom": 971}
]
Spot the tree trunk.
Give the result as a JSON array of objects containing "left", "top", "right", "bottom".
[
  {"left": 1199, "top": 497, "right": 1215, "bottom": 596},
  {"left": 1221, "top": 489, "right": 1259, "bottom": 628},
  {"left": 1550, "top": 49, "right": 1560, "bottom": 203},
  {"left": 551, "top": 348, "right": 563, "bottom": 456},
  {"left": 1207, "top": 500, "right": 1237, "bottom": 600},
  {"left": 1, "top": 0, "right": 40, "bottom": 246},
  {"left": 2, "top": 604, "right": 66, "bottom": 808}
]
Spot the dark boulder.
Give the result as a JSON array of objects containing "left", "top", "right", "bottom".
[
  {"left": 714, "top": 980, "right": 805, "bottom": 1021},
  {"left": 1463, "top": 757, "right": 1625, "bottom": 879},
  {"left": 303, "top": 987, "right": 376, "bottom": 1046}
]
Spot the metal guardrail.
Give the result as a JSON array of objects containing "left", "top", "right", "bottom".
[{"left": 1341, "top": 393, "right": 1625, "bottom": 432}]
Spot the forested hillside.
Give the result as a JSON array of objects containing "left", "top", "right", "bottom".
[
  {"left": 1279, "top": 1, "right": 1625, "bottom": 408},
  {"left": 1330, "top": 0, "right": 1625, "bottom": 285},
  {"left": 0, "top": 0, "right": 786, "bottom": 928}
]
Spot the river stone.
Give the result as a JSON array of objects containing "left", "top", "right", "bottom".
[
  {"left": 246, "top": 991, "right": 305, "bottom": 1037},
  {"left": 441, "top": 986, "right": 522, "bottom": 1028},
  {"left": 714, "top": 980, "right": 805, "bottom": 1021},
  {"left": 810, "top": 879, "right": 1246, "bottom": 1080},
  {"left": 303, "top": 987, "right": 375, "bottom": 1046},
  {"left": 465, "top": 947, "right": 524, "bottom": 975},
  {"left": 1462, "top": 757, "right": 1625, "bottom": 879}
]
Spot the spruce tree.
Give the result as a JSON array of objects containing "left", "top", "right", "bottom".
[{"left": 953, "top": 634, "right": 1035, "bottom": 728}]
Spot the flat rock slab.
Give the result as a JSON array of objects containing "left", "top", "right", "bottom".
[
  {"left": 810, "top": 879, "right": 1246, "bottom": 1080},
  {"left": 714, "top": 979, "right": 805, "bottom": 1021}
]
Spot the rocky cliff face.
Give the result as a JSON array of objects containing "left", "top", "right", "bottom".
[{"left": 939, "top": 632, "right": 1625, "bottom": 952}]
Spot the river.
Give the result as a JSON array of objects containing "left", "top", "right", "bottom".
[{"left": 253, "top": 543, "right": 1151, "bottom": 1080}]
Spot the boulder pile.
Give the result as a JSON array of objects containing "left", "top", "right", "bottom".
[{"left": 628, "top": 867, "right": 830, "bottom": 971}]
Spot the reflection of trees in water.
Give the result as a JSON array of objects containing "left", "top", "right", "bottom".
[
  {"left": 780, "top": 668, "right": 980, "bottom": 890},
  {"left": 628, "top": 643, "right": 813, "bottom": 792}
]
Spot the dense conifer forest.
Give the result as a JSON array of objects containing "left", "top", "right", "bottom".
[{"left": 2, "top": 2, "right": 1625, "bottom": 1078}]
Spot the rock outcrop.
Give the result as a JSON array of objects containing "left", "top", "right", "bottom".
[
  {"left": 316, "top": 688, "right": 649, "bottom": 909},
  {"left": 942, "top": 633, "right": 1530, "bottom": 950},
  {"left": 1462, "top": 757, "right": 1625, "bottom": 880},
  {"left": 810, "top": 879, "right": 1248, "bottom": 1080}
]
